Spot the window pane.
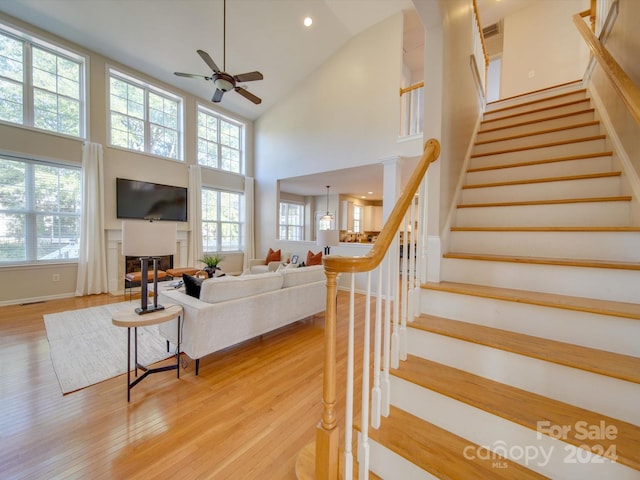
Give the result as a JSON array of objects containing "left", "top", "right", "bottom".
[
  {"left": 0, "top": 78, "right": 23, "bottom": 123},
  {"left": 198, "top": 108, "right": 242, "bottom": 173},
  {"left": 0, "top": 33, "right": 24, "bottom": 82},
  {"left": 0, "top": 213, "right": 26, "bottom": 261},
  {"left": 0, "top": 158, "right": 26, "bottom": 209}
]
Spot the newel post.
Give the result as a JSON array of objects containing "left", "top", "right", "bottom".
[{"left": 316, "top": 270, "right": 339, "bottom": 480}]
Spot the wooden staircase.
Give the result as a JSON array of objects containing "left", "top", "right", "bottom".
[{"left": 360, "top": 82, "right": 640, "bottom": 479}]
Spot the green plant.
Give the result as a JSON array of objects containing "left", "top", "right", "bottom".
[{"left": 199, "top": 253, "right": 224, "bottom": 268}]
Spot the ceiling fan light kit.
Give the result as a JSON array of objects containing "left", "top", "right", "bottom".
[{"left": 173, "top": 0, "right": 263, "bottom": 105}]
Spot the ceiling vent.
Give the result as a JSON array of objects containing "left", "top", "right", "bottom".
[{"left": 483, "top": 22, "right": 501, "bottom": 38}]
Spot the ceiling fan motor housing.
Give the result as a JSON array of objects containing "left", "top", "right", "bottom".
[{"left": 213, "top": 72, "right": 235, "bottom": 92}]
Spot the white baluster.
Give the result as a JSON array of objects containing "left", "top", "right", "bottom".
[
  {"left": 371, "top": 266, "right": 383, "bottom": 428},
  {"left": 358, "top": 272, "right": 372, "bottom": 479},
  {"left": 343, "top": 274, "right": 355, "bottom": 480}
]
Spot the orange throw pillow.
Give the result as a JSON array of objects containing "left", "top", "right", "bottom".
[
  {"left": 306, "top": 250, "right": 323, "bottom": 266},
  {"left": 266, "top": 248, "right": 281, "bottom": 263}
]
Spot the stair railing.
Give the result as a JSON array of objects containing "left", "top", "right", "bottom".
[
  {"left": 399, "top": 82, "right": 424, "bottom": 137},
  {"left": 314, "top": 139, "right": 440, "bottom": 480},
  {"left": 472, "top": 0, "right": 489, "bottom": 96},
  {"left": 574, "top": 6, "right": 640, "bottom": 126}
]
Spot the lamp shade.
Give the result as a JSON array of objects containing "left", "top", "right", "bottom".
[
  {"left": 122, "top": 220, "right": 177, "bottom": 257},
  {"left": 317, "top": 229, "right": 340, "bottom": 248}
]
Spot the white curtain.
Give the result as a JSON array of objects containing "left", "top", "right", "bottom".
[
  {"left": 187, "top": 165, "right": 203, "bottom": 267},
  {"left": 244, "top": 176, "right": 255, "bottom": 270},
  {"left": 75, "top": 142, "right": 108, "bottom": 296}
]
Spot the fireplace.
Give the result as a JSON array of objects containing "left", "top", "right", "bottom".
[{"left": 124, "top": 255, "right": 174, "bottom": 289}]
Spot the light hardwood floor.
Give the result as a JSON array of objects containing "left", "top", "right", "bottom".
[{"left": 0, "top": 290, "right": 368, "bottom": 479}]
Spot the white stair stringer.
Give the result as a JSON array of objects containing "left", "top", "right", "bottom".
[
  {"left": 420, "top": 288, "right": 640, "bottom": 357},
  {"left": 405, "top": 328, "right": 640, "bottom": 426},
  {"left": 448, "top": 229, "right": 640, "bottom": 263},
  {"left": 389, "top": 376, "right": 638, "bottom": 480},
  {"left": 440, "top": 256, "right": 640, "bottom": 303}
]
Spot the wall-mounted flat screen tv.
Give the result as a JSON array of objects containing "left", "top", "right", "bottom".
[{"left": 116, "top": 178, "right": 188, "bottom": 222}]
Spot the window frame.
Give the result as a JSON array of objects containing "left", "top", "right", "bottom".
[
  {"left": 196, "top": 103, "right": 245, "bottom": 174},
  {"left": 0, "top": 154, "right": 82, "bottom": 266},
  {"left": 201, "top": 187, "right": 244, "bottom": 253},
  {"left": 279, "top": 200, "right": 304, "bottom": 241},
  {"left": 108, "top": 67, "right": 184, "bottom": 161},
  {"left": 0, "top": 20, "right": 87, "bottom": 139}
]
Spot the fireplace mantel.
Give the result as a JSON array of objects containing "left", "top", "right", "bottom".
[{"left": 106, "top": 228, "right": 188, "bottom": 295}]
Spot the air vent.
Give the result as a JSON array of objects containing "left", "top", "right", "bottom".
[{"left": 483, "top": 22, "right": 500, "bottom": 38}]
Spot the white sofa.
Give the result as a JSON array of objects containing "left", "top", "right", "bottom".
[
  {"left": 247, "top": 250, "right": 292, "bottom": 274},
  {"left": 157, "top": 265, "right": 326, "bottom": 374}
]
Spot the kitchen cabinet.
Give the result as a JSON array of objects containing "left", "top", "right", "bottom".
[
  {"left": 340, "top": 200, "right": 354, "bottom": 231},
  {"left": 364, "top": 205, "right": 383, "bottom": 231}
]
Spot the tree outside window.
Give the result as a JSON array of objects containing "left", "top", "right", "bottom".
[{"left": 197, "top": 105, "right": 243, "bottom": 174}]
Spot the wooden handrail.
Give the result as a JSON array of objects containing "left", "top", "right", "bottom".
[
  {"left": 399, "top": 81, "right": 424, "bottom": 96},
  {"left": 573, "top": 12, "right": 640, "bottom": 126},
  {"left": 472, "top": 0, "right": 489, "bottom": 67},
  {"left": 323, "top": 139, "right": 440, "bottom": 275}
]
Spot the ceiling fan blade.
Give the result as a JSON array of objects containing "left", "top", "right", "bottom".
[
  {"left": 212, "top": 89, "right": 225, "bottom": 103},
  {"left": 197, "top": 49, "right": 221, "bottom": 73},
  {"left": 174, "top": 72, "right": 210, "bottom": 79},
  {"left": 234, "top": 71, "right": 263, "bottom": 83},
  {"left": 235, "top": 87, "right": 262, "bottom": 105}
]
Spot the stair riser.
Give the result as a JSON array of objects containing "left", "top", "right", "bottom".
[
  {"left": 420, "top": 289, "right": 640, "bottom": 356},
  {"left": 361, "top": 435, "right": 437, "bottom": 480},
  {"left": 466, "top": 155, "right": 613, "bottom": 184},
  {"left": 441, "top": 257, "right": 640, "bottom": 303},
  {"left": 473, "top": 124, "right": 601, "bottom": 155},
  {"left": 477, "top": 110, "right": 596, "bottom": 142},
  {"left": 405, "top": 330, "right": 640, "bottom": 425},
  {"left": 390, "top": 376, "right": 638, "bottom": 479},
  {"left": 483, "top": 91, "right": 588, "bottom": 121},
  {"left": 481, "top": 100, "right": 592, "bottom": 130},
  {"left": 485, "top": 82, "right": 584, "bottom": 111},
  {"left": 461, "top": 176, "right": 621, "bottom": 204},
  {"left": 449, "top": 230, "right": 640, "bottom": 263},
  {"left": 470, "top": 138, "right": 607, "bottom": 169},
  {"left": 456, "top": 202, "right": 631, "bottom": 227}
]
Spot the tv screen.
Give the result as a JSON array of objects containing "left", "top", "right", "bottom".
[{"left": 116, "top": 178, "right": 187, "bottom": 222}]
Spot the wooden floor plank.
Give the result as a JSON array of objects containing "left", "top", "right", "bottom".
[
  {"left": 393, "top": 355, "right": 640, "bottom": 470},
  {"left": 411, "top": 314, "right": 640, "bottom": 384}
]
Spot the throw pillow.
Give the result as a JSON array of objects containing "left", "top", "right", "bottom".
[
  {"left": 183, "top": 273, "right": 204, "bottom": 298},
  {"left": 266, "top": 248, "right": 281, "bottom": 263},
  {"left": 306, "top": 250, "right": 323, "bottom": 266}
]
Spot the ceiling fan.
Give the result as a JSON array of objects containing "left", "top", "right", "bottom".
[{"left": 174, "top": 0, "right": 263, "bottom": 105}]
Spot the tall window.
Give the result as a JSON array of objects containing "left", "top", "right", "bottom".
[
  {"left": 353, "top": 205, "right": 363, "bottom": 233},
  {"left": 0, "top": 24, "right": 85, "bottom": 137},
  {"left": 0, "top": 155, "right": 81, "bottom": 264},
  {"left": 197, "top": 105, "right": 243, "bottom": 174},
  {"left": 201, "top": 188, "right": 243, "bottom": 252},
  {"left": 109, "top": 69, "right": 182, "bottom": 160},
  {"left": 279, "top": 201, "right": 304, "bottom": 241}
]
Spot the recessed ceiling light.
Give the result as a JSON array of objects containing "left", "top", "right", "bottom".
[
  {"left": 304, "top": 17, "right": 313, "bottom": 27},
  {"left": 367, "top": 191, "right": 373, "bottom": 195}
]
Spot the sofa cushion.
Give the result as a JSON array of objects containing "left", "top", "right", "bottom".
[
  {"left": 200, "top": 272, "right": 283, "bottom": 303},
  {"left": 266, "top": 248, "right": 281, "bottom": 263},
  {"left": 280, "top": 264, "right": 324, "bottom": 288},
  {"left": 182, "top": 273, "right": 203, "bottom": 298},
  {"left": 306, "top": 250, "right": 323, "bottom": 266}
]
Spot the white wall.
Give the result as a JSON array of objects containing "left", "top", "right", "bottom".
[
  {"left": 501, "top": 0, "right": 590, "bottom": 98},
  {"left": 253, "top": 13, "right": 405, "bottom": 258}
]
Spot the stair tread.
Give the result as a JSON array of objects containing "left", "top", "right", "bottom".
[
  {"left": 482, "top": 98, "right": 591, "bottom": 126},
  {"left": 412, "top": 314, "right": 640, "bottom": 383},
  {"left": 443, "top": 251, "right": 640, "bottom": 271},
  {"left": 463, "top": 171, "right": 620, "bottom": 189},
  {"left": 467, "top": 151, "right": 613, "bottom": 173},
  {"left": 486, "top": 80, "right": 583, "bottom": 108},
  {"left": 471, "top": 135, "right": 606, "bottom": 159},
  {"left": 394, "top": 355, "right": 640, "bottom": 470},
  {"left": 423, "top": 281, "right": 640, "bottom": 320},
  {"left": 478, "top": 108, "right": 596, "bottom": 135},
  {"left": 475, "top": 121, "right": 600, "bottom": 146},
  {"left": 457, "top": 195, "right": 631, "bottom": 208},
  {"left": 359, "top": 406, "right": 549, "bottom": 479},
  {"left": 485, "top": 89, "right": 587, "bottom": 117}
]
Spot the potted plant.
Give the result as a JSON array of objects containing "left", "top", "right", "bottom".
[{"left": 199, "top": 253, "right": 224, "bottom": 278}]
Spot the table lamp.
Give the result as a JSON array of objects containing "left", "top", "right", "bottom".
[
  {"left": 317, "top": 229, "right": 340, "bottom": 255},
  {"left": 122, "top": 220, "right": 177, "bottom": 314}
]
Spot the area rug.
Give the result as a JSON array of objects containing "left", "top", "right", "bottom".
[{"left": 44, "top": 301, "right": 172, "bottom": 394}]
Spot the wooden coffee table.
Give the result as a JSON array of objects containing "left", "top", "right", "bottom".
[{"left": 112, "top": 304, "right": 183, "bottom": 401}]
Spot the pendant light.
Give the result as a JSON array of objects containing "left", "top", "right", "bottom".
[{"left": 320, "top": 185, "right": 333, "bottom": 223}]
